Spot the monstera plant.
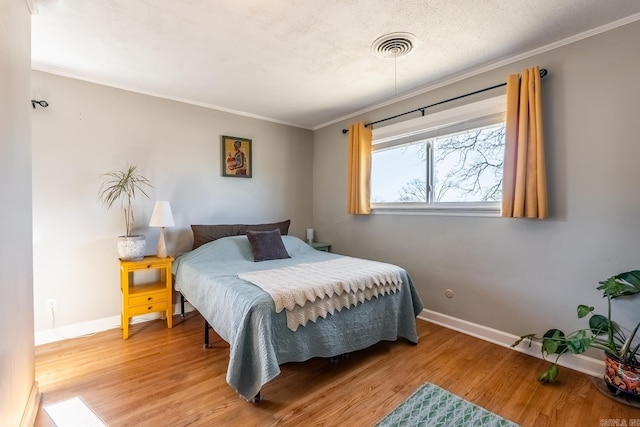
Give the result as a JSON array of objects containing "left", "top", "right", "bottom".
[{"left": 512, "top": 270, "right": 640, "bottom": 396}]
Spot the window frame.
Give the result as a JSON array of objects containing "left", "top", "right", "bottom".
[{"left": 370, "top": 95, "right": 506, "bottom": 216}]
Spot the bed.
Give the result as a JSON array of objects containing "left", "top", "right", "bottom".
[{"left": 172, "top": 222, "right": 424, "bottom": 401}]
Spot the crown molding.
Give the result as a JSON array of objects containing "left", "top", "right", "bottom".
[{"left": 313, "top": 12, "right": 640, "bottom": 131}]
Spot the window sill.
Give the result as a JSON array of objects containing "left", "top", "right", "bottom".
[{"left": 370, "top": 202, "right": 501, "bottom": 217}]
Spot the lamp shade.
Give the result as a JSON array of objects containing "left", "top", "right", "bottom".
[{"left": 149, "top": 201, "right": 175, "bottom": 227}]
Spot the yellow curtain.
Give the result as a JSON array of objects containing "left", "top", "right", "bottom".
[
  {"left": 501, "top": 66, "right": 548, "bottom": 218},
  {"left": 347, "top": 122, "right": 372, "bottom": 215}
]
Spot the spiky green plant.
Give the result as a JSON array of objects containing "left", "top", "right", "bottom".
[{"left": 98, "top": 165, "right": 153, "bottom": 237}]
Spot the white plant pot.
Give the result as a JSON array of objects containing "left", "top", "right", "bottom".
[{"left": 117, "top": 235, "right": 146, "bottom": 261}]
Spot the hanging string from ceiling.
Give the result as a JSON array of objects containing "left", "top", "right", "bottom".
[
  {"left": 394, "top": 50, "right": 398, "bottom": 97},
  {"left": 341, "top": 68, "right": 548, "bottom": 134}
]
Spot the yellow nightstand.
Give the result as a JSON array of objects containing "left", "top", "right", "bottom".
[{"left": 119, "top": 255, "right": 173, "bottom": 339}]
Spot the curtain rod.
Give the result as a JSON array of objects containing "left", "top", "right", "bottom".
[{"left": 341, "top": 68, "right": 548, "bottom": 134}]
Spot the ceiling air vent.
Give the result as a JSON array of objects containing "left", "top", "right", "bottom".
[{"left": 371, "top": 32, "right": 417, "bottom": 58}]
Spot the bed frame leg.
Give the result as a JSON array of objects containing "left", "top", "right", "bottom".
[
  {"left": 180, "top": 294, "right": 186, "bottom": 318},
  {"left": 203, "top": 320, "right": 211, "bottom": 349},
  {"left": 330, "top": 353, "right": 350, "bottom": 364},
  {"left": 250, "top": 392, "right": 261, "bottom": 403}
]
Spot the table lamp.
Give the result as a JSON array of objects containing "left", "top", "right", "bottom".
[{"left": 149, "top": 201, "right": 175, "bottom": 258}]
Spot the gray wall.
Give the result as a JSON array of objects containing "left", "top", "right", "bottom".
[
  {"left": 0, "top": 0, "right": 35, "bottom": 424},
  {"left": 312, "top": 21, "right": 640, "bottom": 338},
  {"left": 31, "top": 72, "right": 313, "bottom": 331}
]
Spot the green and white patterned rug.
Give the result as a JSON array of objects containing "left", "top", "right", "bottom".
[{"left": 376, "top": 383, "right": 519, "bottom": 427}]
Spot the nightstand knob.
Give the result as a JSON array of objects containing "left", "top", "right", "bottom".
[
  {"left": 146, "top": 264, "right": 152, "bottom": 269},
  {"left": 147, "top": 306, "right": 152, "bottom": 310},
  {"left": 147, "top": 297, "right": 152, "bottom": 301}
]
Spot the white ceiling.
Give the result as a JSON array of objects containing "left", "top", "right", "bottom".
[{"left": 31, "top": 1, "right": 640, "bottom": 130}]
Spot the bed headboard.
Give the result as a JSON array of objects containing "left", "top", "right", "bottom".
[{"left": 191, "top": 219, "right": 291, "bottom": 250}]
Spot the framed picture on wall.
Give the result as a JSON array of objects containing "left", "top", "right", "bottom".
[{"left": 221, "top": 135, "right": 252, "bottom": 178}]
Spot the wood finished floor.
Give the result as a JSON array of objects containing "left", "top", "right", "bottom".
[{"left": 34, "top": 312, "right": 640, "bottom": 426}]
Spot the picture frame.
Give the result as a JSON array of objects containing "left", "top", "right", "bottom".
[{"left": 221, "top": 135, "right": 252, "bottom": 178}]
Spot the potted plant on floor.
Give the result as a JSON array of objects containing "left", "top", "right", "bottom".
[
  {"left": 98, "top": 164, "right": 153, "bottom": 261},
  {"left": 512, "top": 270, "right": 640, "bottom": 397}
]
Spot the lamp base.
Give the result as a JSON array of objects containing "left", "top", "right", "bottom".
[{"left": 156, "top": 227, "right": 168, "bottom": 258}]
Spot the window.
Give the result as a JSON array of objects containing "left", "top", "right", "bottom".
[{"left": 370, "top": 96, "right": 506, "bottom": 215}]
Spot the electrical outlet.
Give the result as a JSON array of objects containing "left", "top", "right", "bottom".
[{"left": 46, "top": 299, "right": 57, "bottom": 313}]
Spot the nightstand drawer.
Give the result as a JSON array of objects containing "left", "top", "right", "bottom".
[
  {"left": 122, "top": 259, "right": 172, "bottom": 272},
  {"left": 129, "top": 301, "right": 168, "bottom": 316},
  {"left": 129, "top": 292, "right": 167, "bottom": 306}
]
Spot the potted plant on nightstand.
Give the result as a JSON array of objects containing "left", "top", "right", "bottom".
[
  {"left": 512, "top": 270, "right": 640, "bottom": 398},
  {"left": 98, "top": 164, "right": 153, "bottom": 261}
]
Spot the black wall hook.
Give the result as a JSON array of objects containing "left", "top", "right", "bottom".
[{"left": 31, "top": 100, "right": 49, "bottom": 109}]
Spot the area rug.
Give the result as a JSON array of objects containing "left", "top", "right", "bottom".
[{"left": 376, "top": 383, "right": 519, "bottom": 427}]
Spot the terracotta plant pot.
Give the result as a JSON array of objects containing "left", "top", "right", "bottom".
[{"left": 604, "top": 351, "right": 640, "bottom": 397}]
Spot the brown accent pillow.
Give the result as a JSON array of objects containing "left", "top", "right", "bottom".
[
  {"left": 191, "top": 219, "right": 291, "bottom": 250},
  {"left": 244, "top": 219, "right": 291, "bottom": 235},
  {"left": 191, "top": 224, "right": 245, "bottom": 250},
  {"left": 245, "top": 229, "right": 291, "bottom": 262}
]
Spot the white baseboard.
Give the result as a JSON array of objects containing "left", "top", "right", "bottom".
[
  {"left": 35, "top": 302, "right": 195, "bottom": 346},
  {"left": 33, "top": 303, "right": 607, "bottom": 379},
  {"left": 20, "top": 381, "right": 41, "bottom": 427},
  {"left": 418, "top": 309, "right": 604, "bottom": 378}
]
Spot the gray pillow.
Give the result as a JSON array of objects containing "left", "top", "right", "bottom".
[{"left": 245, "top": 229, "right": 291, "bottom": 262}]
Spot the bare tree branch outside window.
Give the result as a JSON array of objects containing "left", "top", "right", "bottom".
[
  {"left": 398, "top": 178, "right": 427, "bottom": 202},
  {"left": 433, "top": 123, "right": 505, "bottom": 202},
  {"left": 395, "top": 123, "right": 505, "bottom": 203}
]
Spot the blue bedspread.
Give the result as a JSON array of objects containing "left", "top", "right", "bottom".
[{"left": 172, "top": 235, "right": 424, "bottom": 400}]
